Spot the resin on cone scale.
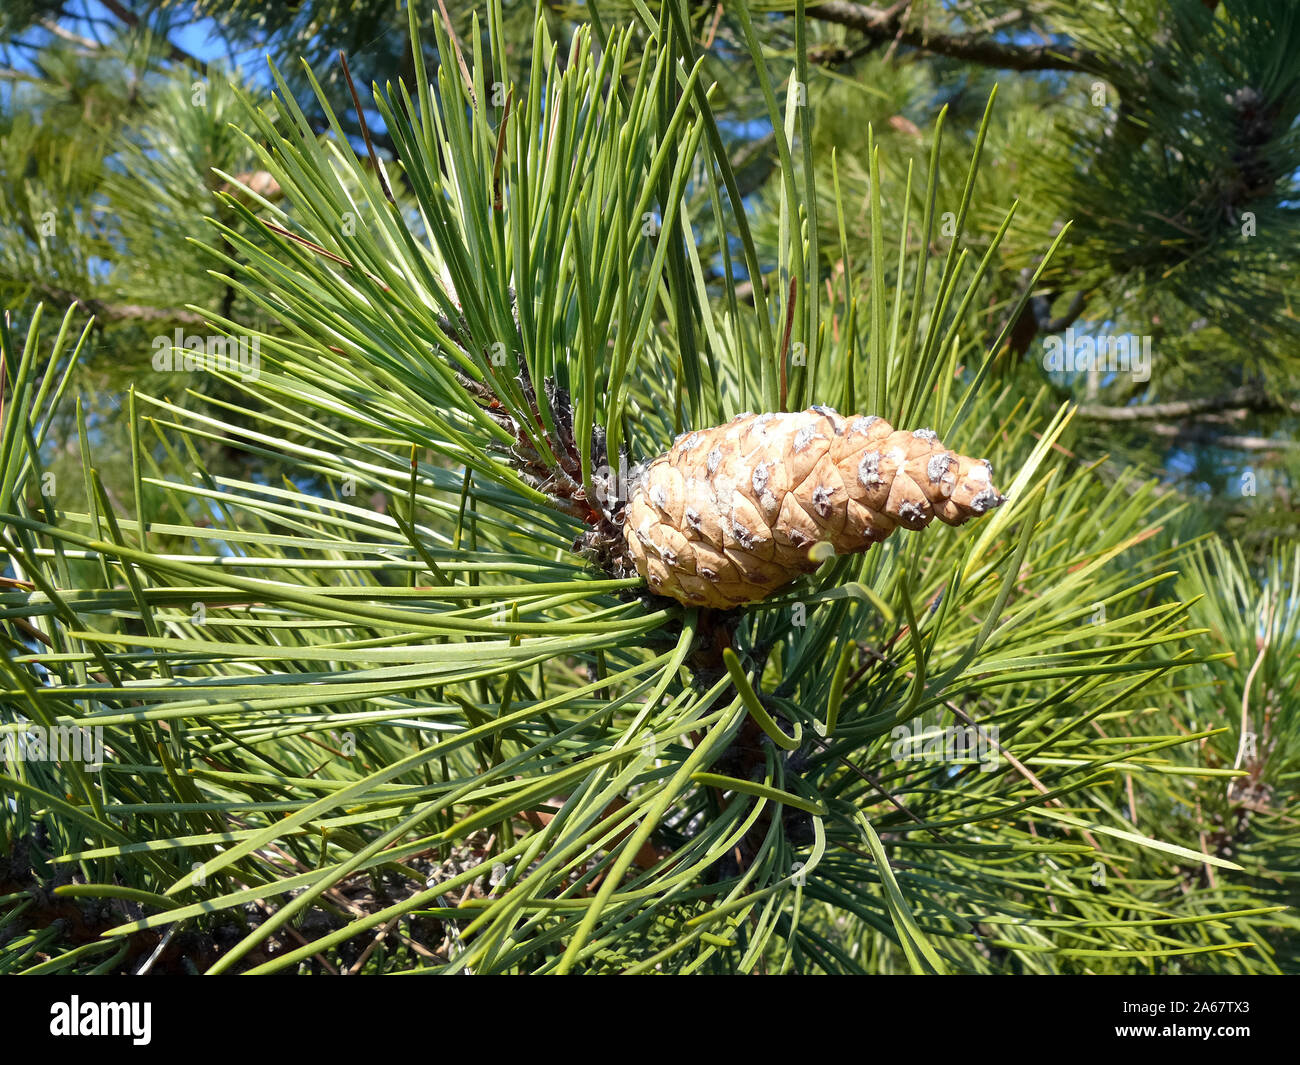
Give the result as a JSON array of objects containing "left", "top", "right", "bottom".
[{"left": 622, "top": 406, "right": 1005, "bottom": 609}]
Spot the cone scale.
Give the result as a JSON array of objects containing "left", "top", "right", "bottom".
[{"left": 623, "top": 406, "right": 1005, "bottom": 609}]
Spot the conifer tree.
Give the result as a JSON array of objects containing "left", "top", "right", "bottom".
[{"left": 0, "top": 0, "right": 1295, "bottom": 974}]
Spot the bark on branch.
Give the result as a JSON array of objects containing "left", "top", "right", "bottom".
[
  {"left": 32, "top": 284, "right": 208, "bottom": 326},
  {"left": 1077, "top": 386, "right": 1298, "bottom": 422},
  {"left": 1147, "top": 423, "right": 1297, "bottom": 452},
  {"left": 806, "top": 2, "right": 1098, "bottom": 73}
]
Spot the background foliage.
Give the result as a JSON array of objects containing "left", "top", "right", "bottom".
[{"left": 0, "top": 0, "right": 1295, "bottom": 974}]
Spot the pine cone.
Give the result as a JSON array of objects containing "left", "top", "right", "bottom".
[{"left": 623, "top": 406, "right": 1005, "bottom": 609}]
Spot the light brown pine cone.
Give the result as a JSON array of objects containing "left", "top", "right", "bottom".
[{"left": 622, "top": 406, "right": 1005, "bottom": 608}]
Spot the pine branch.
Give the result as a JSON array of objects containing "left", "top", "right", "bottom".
[
  {"left": 98, "top": 0, "right": 203, "bottom": 68},
  {"left": 1077, "top": 386, "right": 1299, "bottom": 422},
  {"left": 1148, "top": 423, "right": 1298, "bottom": 452},
  {"left": 805, "top": 2, "right": 1097, "bottom": 72},
  {"left": 38, "top": 19, "right": 99, "bottom": 50},
  {"left": 1009, "top": 288, "right": 1091, "bottom": 357},
  {"left": 1037, "top": 290, "right": 1089, "bottom": 335},
  {"left": 28, "top": 283, "right": 207, "bottom": 326}
]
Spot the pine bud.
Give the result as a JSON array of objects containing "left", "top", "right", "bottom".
[{"left": 623, "top": 406, "right": 1005, "bottom": 608}]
